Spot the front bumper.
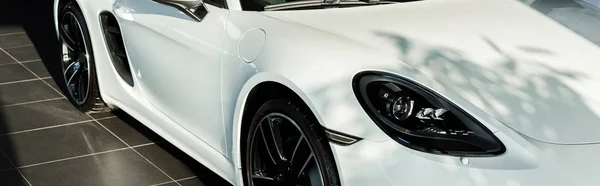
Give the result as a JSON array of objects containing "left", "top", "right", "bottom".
[{"left": 331, "top": 129, "right": 600, "bottom": 186}]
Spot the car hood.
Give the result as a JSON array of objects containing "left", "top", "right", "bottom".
[{"left": 264, "top": 0, "right": 600, "bottom": 144}]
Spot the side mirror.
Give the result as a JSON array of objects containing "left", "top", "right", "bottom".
[{"left": 152, "top": 0, "right": 208, "bottom": 22}]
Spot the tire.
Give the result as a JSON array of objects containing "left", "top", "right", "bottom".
[
  {"left": 58, "top": 1, "right": 109, "bottom": 113},
  {"left": 243, "top": 99, "right": 341, "bottom": 186}
]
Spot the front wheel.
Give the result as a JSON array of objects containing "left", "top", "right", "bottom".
[
  {"left": 58, "top": 1, "right": 108, "bottom": 112},
  {"left": 244, "top": 99, "right": 341, "bottom": 186}
]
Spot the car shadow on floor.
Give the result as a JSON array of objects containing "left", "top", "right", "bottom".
[
  {"left": 0, "top": 98, "right": 27, "bottom": 185},
  {"left": 1, "top": 0, "right": 32, "bottom": 185},
  {"left": 1, "top": 0, "right": 66, "bottom": 93},
  {"left": 1, "top": 0, "right": 231, "bottom": 185}
]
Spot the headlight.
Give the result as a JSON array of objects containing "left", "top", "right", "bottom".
[{"left": 353, "top": 71, "right": 505, "bottom": 156}]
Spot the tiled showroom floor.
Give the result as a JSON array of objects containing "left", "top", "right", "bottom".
[{"left": 0, "top": 1, "right": 230, "bottom": 186}]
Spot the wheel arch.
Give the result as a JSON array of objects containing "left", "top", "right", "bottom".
[{"left": 231, "top": 72, "right": 329, "bottom": 169}]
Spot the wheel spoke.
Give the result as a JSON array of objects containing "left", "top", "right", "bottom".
[
  {"left": 70, "top": 15, "right": 85, "bottom": 50},
  {"left": 76, "top": 69, "right": 88, "bottom": 102},
  {"left": 63, "top": 60, "right": 77, "bottom": 75},
  {"left": 258, "top": 125, "right": 277, "bottom": 165},
  {"left": 290, "top": 136, "right": 315, "bottom": 178},
  {"left": 59, "top": 28, "right": 77, "bottom": 51},
  {"left": 66, "top": 66, "right": 81, "bottom": 86},
  {"left": 259, "top": 117, "right": 286, "bottom": 165},
  {"left": 267, "top": 117, "right": 286, "bottom": 161},
  {"left": 59, "top": 14, "right": 78, "bottom": 51},
  {"left": 290, "top": 137, "right": 310, "bottom": 165},
  {"left": 69, "top": 15, "right": 79, "bottom": 44},
  {"left": 296, "top": 153, "right": 314, "bottom": 178},
  {"left": 75, "top": 72, "right": 83, "bottom": 101},
  {"left": 251, "top": 175, "right": 277, "bottom": 186},
  {"left": 248, "top": 113, "right": 325, "bottom": 186},
  {"left": 290, "top": 136, "right": 305, "bottom": 163}
]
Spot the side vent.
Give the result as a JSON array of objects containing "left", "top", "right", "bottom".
[{"left": 100, "top": 13, "right": 134, "bottom": 86}]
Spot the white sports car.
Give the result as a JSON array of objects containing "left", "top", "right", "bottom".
[{"left": 52, "top": 0, "right": 600, "bottom": 185}]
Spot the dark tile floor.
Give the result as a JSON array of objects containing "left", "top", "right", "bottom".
[{"left": 0, "top": 1, "right": 230, "bottom": 186}]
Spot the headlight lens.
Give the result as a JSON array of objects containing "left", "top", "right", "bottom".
[{"left": 353, "top": 72, "right": 505, "bottom": 156}]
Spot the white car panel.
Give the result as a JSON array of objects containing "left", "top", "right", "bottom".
[
  {"left": 120, "top": 1, "right": 230, "bottom": 155},
  {"left": 264, "top": 0, "right": 600, "bottom": 144},
  {"left": 55, "top": 0, "right": 236, "bottom": 182},
  {"left": 53, "top": 0, "right": 600, "bottom": 185},
  {"left": 225, "top": 5, "right": 509, "bottom": 145},
  {"left": 332, "top": 130, "right": 600, "bottom": 186}
]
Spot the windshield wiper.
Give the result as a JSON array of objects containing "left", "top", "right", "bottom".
[{"left": 264, "top": 0, "right": 396, "bottom": 11}]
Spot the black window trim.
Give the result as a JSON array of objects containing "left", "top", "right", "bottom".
[{"left": 204, "top": 0, "right": 229, "bottom": 9}]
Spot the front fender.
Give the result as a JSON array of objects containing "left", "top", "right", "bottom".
[{"left": 230, "top": 71, "right": 393, "bottom": 169}]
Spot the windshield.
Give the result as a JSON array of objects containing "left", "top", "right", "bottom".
[{"left": 524, "top": 0, "right": 600, "bottom": 46}]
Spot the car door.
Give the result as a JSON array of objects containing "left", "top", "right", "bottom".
[{"left": 118, "top": 0, "right": 229, "bottom": 154}]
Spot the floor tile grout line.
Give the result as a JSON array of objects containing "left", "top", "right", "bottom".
[
  {"left": 0, "top": 97, "right": 65, "bottom": 108},
  {"left": 0, "top": 48, "right": 65, "bottom": 97},
  {"left": 0, "top": 120, "right": 91, "bottom": 136},
  {"left": 0, "top": 77, "right": 51, "bottom": 86},
  {"left": 86, "top": 113, "right": 183, "bottom": 186},
  {"left": 0, "top": 78, "right": 40, "bottom": 86},
  {"left": 0, "top": 32, "right": 26, "bottom": 37},
  {"left": 0, "top": 60, "right": 40, "bottom": 66},
  {"left": 131, "top": 142, "right": 157, "bottom": 149},
  {"left": 94, "top": 115, "right": 118, "bottom": 121},
  {"left": 174, "top": 176, "right": 198, "bottom": 182},
  {"left": 2, "top": 44, "right": 34, "bottom": 50},
  {"left": 0, "top": 62, "right": 19, "bottom": 66},
  {"left": 0, "top": 60, "right": 42, "bottom": 69},
  {"left": 0, "top": 116, "right": 117, "bottom": 136},
  {"left": 150, "top": 181, "right": 175, "bottom": 186},
  {"left": 16, "top": 147, "right": 131, "bottom": 169},
  {"left": 19, "top": 59, "right": 42, "bottom": 63},
  {"left": 0, "top": 142, "right": 156, "bottom": 172},
  {"left": 95, "top": 115, "right": 117, "bottom": 120},
  {"left": 0, "top": 149, "right": 33, "bottom": 186},
  {"left": 0, "top": 167, "right": 14, "bottom": 172},
  {"left": 150, "top": 176, "right": 198, "bottom": 186}
]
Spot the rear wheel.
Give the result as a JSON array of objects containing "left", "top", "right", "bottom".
[
  {"left": 58, "top": 1, "right": 108, "bottom": 112},
  {"left": 244, "top": 99, "right": 341, "bottom": 186}
]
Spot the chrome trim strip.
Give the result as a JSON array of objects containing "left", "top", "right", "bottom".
[{"left": 325, "top": 129, "right": 362, "bottom": 146}]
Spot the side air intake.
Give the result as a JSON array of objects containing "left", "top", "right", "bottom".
[{"left": 100, "top": 13, "right": 134, "bottom": 86}]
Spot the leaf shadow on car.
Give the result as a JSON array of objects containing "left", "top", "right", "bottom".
[
  {"left": 309, "top": 31, "right": 600, "bottom": 185},
  {"left": 376, "top": 31, "right": 598, "bottom": 142},
  {"left": 374, "top": 31, "right": 600, "bottom": 185}
]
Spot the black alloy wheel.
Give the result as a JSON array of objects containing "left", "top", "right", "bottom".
[
  {"left": 58, "top": 1, "right": 107, "bottom": 112},
  {"left": 244, "top": 99, "right": 341, "bottom": 186}
]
